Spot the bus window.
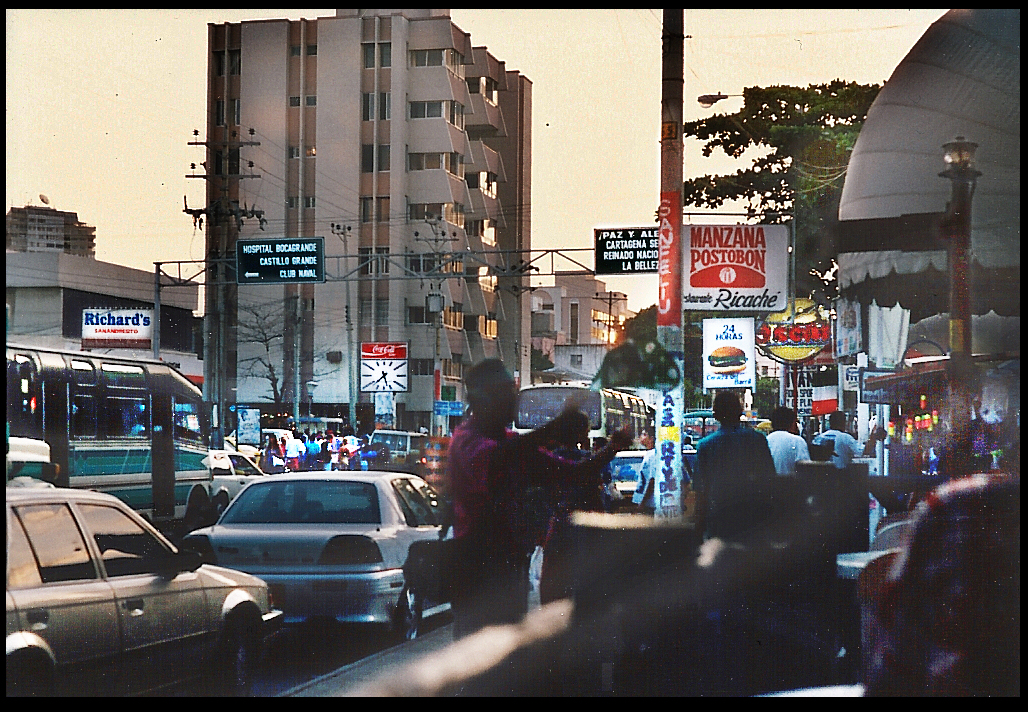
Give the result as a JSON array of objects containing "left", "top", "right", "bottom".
[
  {"left": 173, "top": 400, "right": 204, "bottom": 442},
  {"left": 7, "top": 354, "right": 42, "bottom": 438},
  {"left": 101, "top": 362, "right": 146, "bottom": 386},
  {"left": 70, "top": 360, "right": 98, "bottom": 438},
  {"left": 107, "top": 397, "right": 150, "bottom": 438}
]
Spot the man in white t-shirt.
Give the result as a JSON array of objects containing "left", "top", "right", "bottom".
[
  {"left": 766, "top": 406, "right": 810, "bottom": 476},
  {"left": 812, "top": 411, "right": 885, "bottom": 469},
  {"left": 632, "top": 428, "right": 658, "bottom": 515}
]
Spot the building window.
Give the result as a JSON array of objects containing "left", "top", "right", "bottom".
[
  {"left": 410, "top": 48, "right": 463, "bottom": 75},
  {"left": 442, "top": 302, "right": 463, "bottom": 330},
  {"left": 290, "top": 96, "right": 301, "bottom": 107},
  {"left": 289, "top": 146, "right": 300, "bottom": 159},
  {"left": 409, "top": 100, "right": 442, "bottom": 119},
  {"left": 290, "top": 45, "right": 301, "bottom": 57},
  {"left": 410, "top": 358, "right": 434, "bottom": 375},
  {"left": 303, "top": 196, "right": 316, "bottom": 209},
  {"left": 228, "top": 49, "right": 240, "bottom": 75},
  {"left": 361, "top": 145, "right": 375, "bottom": 173},
  {"left": 214, "top": 51, "right": 225, "bottom": 76},
  {"left": 571, "top": 354, "right": 583, "bottom": 367},
  {"left": 466, "top": 77, "right": 480, "bottom": 94},
  {"left": 408, "top": 202, "right": 464, "bottom": 228},
  {"left": 362, "top": 93, "right": 375, "bottom": 121},
  {"left": 363, "top": 92, "right": 390, "bottom": 121},
  {"left": 408, "top": 151, "right": 462, "bottom": 177},
  {"left": 363, "top": 43, "right": 391, "bottom": 69},
  {"left": 379, "top": 92, "right": 391, "bottom": 120},
  {"left": 358, "top": 247, "right": 390, "bottom": 275},
  {"left": 306, "top": 145, "right": 316, "bottom": 157},
  {"left": 232, "top": 99, "right": 241, "bottom": 125},
  {"left": 570, "top": 303, "right": 580, "bottom": 344},
  {"left": 286, "top": 196, "right": 299, "bottom": 209},
  {"left": 305, "top": 95, "right": 317, "bottom": 107},
  {"left": 307, "top": 44, "right": 317, "bottom": 56},
  {"left": 360, "top": 298, "right": 390, "bottom": 327},
  {"left": 215, "top": 100, "right": 225, "bottom": 126}
]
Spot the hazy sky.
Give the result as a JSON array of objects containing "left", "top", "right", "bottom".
[{"left": 6, "top": 9, "right": 947, "bottom": 312}]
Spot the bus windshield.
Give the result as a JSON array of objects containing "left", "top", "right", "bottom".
[{"left": 515, "top": 387, "right": 601, "bottom": 430}]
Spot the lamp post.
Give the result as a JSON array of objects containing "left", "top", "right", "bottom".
[
  {"left": 330, "top": 223, "right": 358, "bottom": 432},
  {"left": 939, "top": 136, "right": 981, "bottom": 480}
]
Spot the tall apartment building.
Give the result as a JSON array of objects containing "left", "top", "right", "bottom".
[
  {"left": 6, "top": 205, "right": 96, "bottom": 258},
  {"left": 202, "top": 9, "right": 531, "bottom": 435}
]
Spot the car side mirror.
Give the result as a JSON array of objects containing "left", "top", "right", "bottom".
[{"left": 161, "top": 548, "right": 204, "bottom": 576}]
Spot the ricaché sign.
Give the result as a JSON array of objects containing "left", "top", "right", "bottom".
[
  {"left": 81, "top": 308, "right": 153, "bottom": 349},
  {"left": 683, "top": 224, "right": 789, "bottom": 311}
]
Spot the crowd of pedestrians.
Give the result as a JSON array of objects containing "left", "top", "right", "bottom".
[{"left": 256, "top": 427, "right": 364, "bottom": 473}]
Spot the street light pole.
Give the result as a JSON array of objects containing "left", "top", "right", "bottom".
[{"left": 939, "top": 136, "right": 981, "bottom": 480}]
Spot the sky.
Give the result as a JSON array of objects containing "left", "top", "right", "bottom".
[{"left": 6, "top": 9, "right": 948, "bottom": 313}]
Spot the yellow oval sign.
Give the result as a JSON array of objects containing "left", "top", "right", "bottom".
[{"left": 755, "top": 298, "right": 831, "bottom": 363}]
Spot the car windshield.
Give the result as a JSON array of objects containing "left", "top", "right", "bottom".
[
  {"left": 370, "top": 432, "right": 406, "bottom": 450},
  {"left": 220, "top": 480, "right": 381, "bottom": 524},
  {"left": 610, "top": 456, "right": 643, "bottom": 483}
]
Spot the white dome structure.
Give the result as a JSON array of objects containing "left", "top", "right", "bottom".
[{"left": 837, "top": 9, "right": 1019, "bottom": 322}]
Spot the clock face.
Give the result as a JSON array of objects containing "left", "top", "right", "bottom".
[{"left": 360, "top": 359, "right": 409, "bottom": 392}]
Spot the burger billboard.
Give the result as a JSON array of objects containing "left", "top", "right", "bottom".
[
  {"left": 703, "top": 317, "right": 756, "bottom": 390},
  {"left": 683, "top": 224, "right": 789, "bottom": 312}
]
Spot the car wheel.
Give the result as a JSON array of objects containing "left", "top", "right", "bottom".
[
  {"left": 393, "top": 585, "right": 423, "bottom": 641},
  {"left": 220, "top": 616, "right": 259, "bottom": 696},
  {"left": 6, "top": 653, "right": 54, "bottom": 697}
]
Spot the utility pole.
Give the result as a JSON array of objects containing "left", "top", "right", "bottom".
[
  {"left": 185, "top": 127, "right": 262, "bottom": 448},
  {"left": 656, "top": 10, "right": 686, "bottom": 519},
  {"left": 417, "top": 217, "right": 459, "bottom": 436}
]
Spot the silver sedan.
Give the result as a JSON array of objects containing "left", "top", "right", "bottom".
[{"left": 183, "top": 471, "right": 448, "bottom": 640}]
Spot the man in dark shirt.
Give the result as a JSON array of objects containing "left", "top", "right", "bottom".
[{"left": 694, "top": 391, "right": 778, "bottom": 542}]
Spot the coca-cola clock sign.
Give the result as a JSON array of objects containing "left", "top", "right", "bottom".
[{"left": 360, "top": 342, "right": 409, "bottom": 392}]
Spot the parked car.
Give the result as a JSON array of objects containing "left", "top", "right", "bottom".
[
  {"left": 6, "top": 486, "right": 282, "bottom": 696},
  {"left": 205, "top": 450, "right": 272, "bottom": 511},
  {"left": 182, "top": 471, "right": 448, "bottom": 641}
]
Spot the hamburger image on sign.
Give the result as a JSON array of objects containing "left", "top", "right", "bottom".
[{"left": 708, "top": 346, "right": 748, "bottom": 374}]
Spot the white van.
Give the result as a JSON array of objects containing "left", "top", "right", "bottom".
[{"left": 367, "top": 430, "right": 429, "bottom": 471}]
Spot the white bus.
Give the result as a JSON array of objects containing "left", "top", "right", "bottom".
[{"left": 514, "top": 384, "right": 653, "bottom": 446}]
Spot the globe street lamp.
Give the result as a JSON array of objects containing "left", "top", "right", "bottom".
[{"left": 938, "top": 136, "right": 981, "bottom": 479}]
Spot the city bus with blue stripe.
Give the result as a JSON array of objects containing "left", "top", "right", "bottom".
[{"left": 6, "top": 343, "right": 212, "bottom": 530}]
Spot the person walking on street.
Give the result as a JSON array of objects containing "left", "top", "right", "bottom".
[
  {"left": 694, "top": 391, "right": 778, "bottom": 542},
  {"left": 447, "top": 359, "right": 631, "bottom": 639},
  {"left": 812, "top": 410, "right": 885, "bottom": 470},
  {"left": 767, "top": 406, "right": 811, "bottom": 476},
  {"left": 632, "top": 427, "right": 659, "bottom": 515}
]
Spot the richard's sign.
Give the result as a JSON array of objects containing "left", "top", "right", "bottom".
[
  {"left": 82, "top": 309, "right": 153, "bottom": 349},
  {"left": 683, "top": 224, "right": 789, "bottom": 311}
]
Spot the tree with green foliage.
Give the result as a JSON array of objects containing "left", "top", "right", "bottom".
[{"left": 683, "top": 80, "right": 881, "bottom": 302}]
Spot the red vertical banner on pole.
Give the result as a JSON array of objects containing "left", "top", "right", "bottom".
[{"left": 657, "top": 192, "right": 682, "bottom": 329}]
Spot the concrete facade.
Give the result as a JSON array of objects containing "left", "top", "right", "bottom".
[{"left": 203, "top": 9, "right": 531, "bottom": 433}]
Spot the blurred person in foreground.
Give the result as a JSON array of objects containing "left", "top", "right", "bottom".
[
  {"left": 767, "top": 406, "right": 810, "bottom": 476},
  {"left": 694, "top": 391, "right": 778, "bottom": 543},
  {"left": 864, "top": 474, "right": 1020, "bottom": 696},
  {"left": 448, "top": 359, "right": 632, "bottom": 639}
]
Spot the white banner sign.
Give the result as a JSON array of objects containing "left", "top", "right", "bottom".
[
  {"left": 703, "top": 317, "right": 756, "bottom": 390},
  {"left": 683, "top": 224, "right": 789, "bottom": 311},
  {"left": 81, "top": 308, "right": 153, "bottom": 349}
]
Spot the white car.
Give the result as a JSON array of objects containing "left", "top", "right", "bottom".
[
  {"left": 205, "top": 449, "right": 272, "bottom": 508},
  {"left": 609, "top": 450, "right": 647, "bottom": 498},
  {"left": 6, "top": 487, "right": 282, "bottom": 696},
  {"left": 183, "top": 471, "right": 449, "bottom": 640}
]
